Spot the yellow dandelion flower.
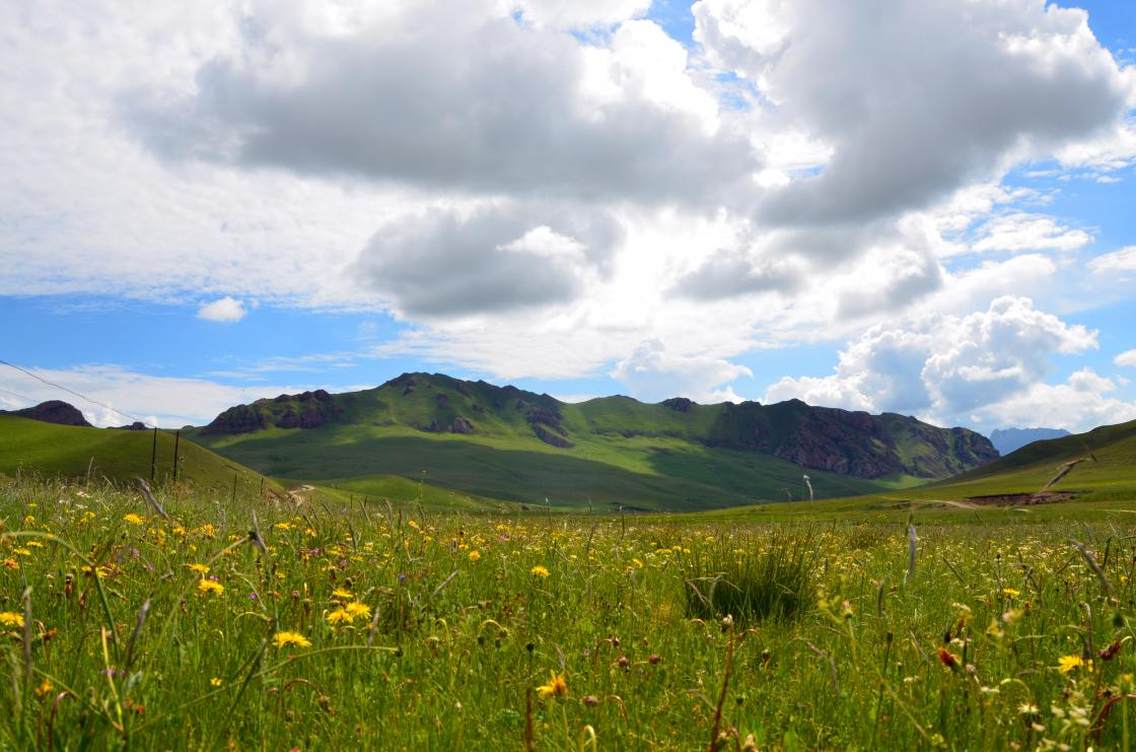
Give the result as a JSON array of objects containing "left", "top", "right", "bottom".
[
  {"left": 273, "top": 631, "right": 312, "bottom": 649},
  {"left": 1058, "top": 655, "right": 1086, "bottom": 673},
  {"left": 536, "top": 671, "right": 568, "bottom": 699},
  {"left": 327, "top": 608, "right": 353, "bottom": 626},
  {"left": 331, "top": 587, "right": 353, "bottom": 600},
  {"left": 210, "top": 677, "right": 223, "bottom": 687},
  {"left": 1002, "top": 588, "right": 1020, "bottom": 597},
  {"left": 2, "top": 559, "right": 18, "bottom": 570},
  {"left": 187, "top": 563, "right": 210, "bottom": 575},
  {"left": 530, "top": 565, "right": 550, "bottom": 578},
  {"left": 197, "top": 579, "right": 224, "bottom": 596},
  {"left": 35, "top": 679, "right": 53, "bottom": 698},
  {"left": 123, "top": 513, "right": 145, "bottom": 525},
  {"left": 468, "top": 550, "right": 481, "bottom": 562},
  {"left": 0, "top": 612, "right": 24, "bottom": 628},
  {"left": 345, "top": 601, "right": 371, "bottom": 620}
]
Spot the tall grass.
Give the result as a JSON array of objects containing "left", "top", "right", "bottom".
[{"left": 682, "top": 531, "right": 816, "bottom": 624}]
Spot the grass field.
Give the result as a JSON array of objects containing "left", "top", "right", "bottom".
[
  {"left": 193, "top": 423, "right": 902, "bottom": 512},
  {"left": 3, "top": 468, "right": 1136, "bottom": 750},
  {"left": 0, "top": 415, "right": 281, "bottom": 498}
]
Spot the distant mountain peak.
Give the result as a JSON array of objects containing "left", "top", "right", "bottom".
[{"left": 1, "top": 400, "right": 91, "bottom": 427}]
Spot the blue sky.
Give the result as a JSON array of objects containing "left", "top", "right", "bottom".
[{"left": 2, "top": 0, "right": 1135, "bottom": 432}]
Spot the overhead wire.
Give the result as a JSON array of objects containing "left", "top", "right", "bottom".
[{"left": 0, "top": 358, "right": 155, "bottom": 428}]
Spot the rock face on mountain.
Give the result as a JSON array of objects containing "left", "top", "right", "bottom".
[
  {"left": 2, "top": 400, "right": 91, "bottom": 427},
  {"left": 202, "top": 390, "right": 340, "bottom": 434},
  {"left": 198, "top": 372, "right": 997, "bottom": 480},
  {"left": 704, "top": 400, "right": 999, "bottom": 479}
]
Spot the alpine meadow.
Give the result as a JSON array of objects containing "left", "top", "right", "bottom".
[{"left": 3, "top": 1, "right": 1136, "bottom": 750}]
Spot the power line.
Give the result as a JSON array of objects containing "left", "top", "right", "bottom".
[{"left": 0, "top": 359, "right": 154, "bottom": 428}]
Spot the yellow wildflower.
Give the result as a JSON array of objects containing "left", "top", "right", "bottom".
[
  {"left": 537, "top": 671, "right": 568, "bottom": 699},
  {"left": 197, "top": 579, "right": 224, "bottom": 596},
  {"left": 346, "top": 601, "right": 371, "bottom": 620},
  {"left": 35, "top": 679, "right": 53, "bottom": 698},
  {"left": 123, "top": 513, "right": 145, "bottom": 525},
  {"left": 327, "top": 608, "right": 353, "bottom": 626},
  {"left": 0, "top": 612, "right": 24, "bottom": 628},
  {"left": 273, "top": 631, "right": 312, "bottom": 649},
  {"left": 1002, "top": 588, "right": 1020, "bottom": 597},
  {"left": 1058, "top": 655, "right": 1086, "bottom": 673},
  {"left": 210, "top": 677, "right": 223, "bottom": 687},
  {"left": 331, "top": 587, "right": 353, "bottom": 600},
  {"left": 530, "top": 565, "right": 550, "bottom": 578},
  {"left": 187, "top": 563, "right": 210, "bottom": 575},
  {"left": 468, "top": 550, "right": 481, "bottom": 562}
]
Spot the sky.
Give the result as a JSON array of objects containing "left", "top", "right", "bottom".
[{"left": 1, "top": 0, "right": 1135, "bottom": 433}]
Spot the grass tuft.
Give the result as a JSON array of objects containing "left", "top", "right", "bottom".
[{"left": 682, "top": 531, "right": 816, "bottom": 624}]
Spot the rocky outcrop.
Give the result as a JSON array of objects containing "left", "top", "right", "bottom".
[
  {"left": 3, "top": 400, "right": 91, "bottom": 427},
  {"left": 704, "top": 399, "right": 997, "bottom": 479},
  {"left": 450, "top": 416, "right": 475, "bottom": 434},
  {"left": 661, "top": 397, "right": 694, "bottom": 412},
  {"left": 202, "top": 390, "right": 340, "bottom": 434}
]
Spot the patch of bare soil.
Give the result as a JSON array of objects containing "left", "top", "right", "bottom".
[{"left": 963, "top": 491, "right": 1077, "bottom": 506}]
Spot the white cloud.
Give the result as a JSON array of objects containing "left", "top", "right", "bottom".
[
  {"left": 0, "top": 364, "right": 309, "bottom": 427},
  {"left": 764, "top": 297, "right": 1105, "bottom": 429},
  {"left": 0, "top": 0, "right": 1133, "bottom": 403},
  {"left": 611, "top": 339, "right": 751, "bottom": 403},
  {"left": 196, "top": 297, "right": 247, "bottom": 323},
  {"left": 1089, "top": 246, "right": 1136, "bottom": 273},
  {"left": 972, "top": 213, "right": 1093, "bottom": 253},
  {"left": 972, "top": 369, "right": 1136, "bottom": 431},
  {"left": 1117, "top": 349, "right": 1136, "bottom": 368}
]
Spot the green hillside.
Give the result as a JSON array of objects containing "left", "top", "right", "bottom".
[
  {"left": 187, "top": 372, "right": 998, "bottom": 511},
  {"left": 0, "top": 414, "right": 277, "bottom": 496},
  {"left": 692, "top": 417, "right": 1136, "bottom": 523}
]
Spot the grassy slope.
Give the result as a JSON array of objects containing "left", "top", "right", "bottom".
[
  {"left": 688, "top": 418, "right": 1136, "bottom": 523},
  {"left": 193, "top": 423, "right": 888, "bottom": 511},
  {"left": 188, "top": 374, "right": 990, "bottom": 511},
  {"left": 0, "top": 415, "right": 278, "bottom": 496}
]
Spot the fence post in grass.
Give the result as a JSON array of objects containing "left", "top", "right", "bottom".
[
  {"left": 149, "top": 426, "right": 158, "bottom": 483},
  {"left": 231, "top": 471, "right": 238, "bottom": 506},
  {"left": 172, "top": 430, "right": 181, "bottom": 482}
]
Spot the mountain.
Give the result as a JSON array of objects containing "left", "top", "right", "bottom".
[
  {"left": 1, "top": 400, "right": 92, "bottom": 427},
  {"left": 0, "top": 413, "right": 278, "bottom": 495},
  {"left": 189, "top": 372, "right": 997, "bottom": 511},
  {"left": 989, "top": 427, "right": 1071, "bottom": 455}
]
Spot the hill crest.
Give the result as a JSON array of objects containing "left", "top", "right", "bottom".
[{"left": 198, "top": 372, "right": 998, "bottom": 482}]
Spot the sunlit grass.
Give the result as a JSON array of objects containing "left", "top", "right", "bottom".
[{"left": 2, "top": 474, "right": 1136, "bottom": 749}]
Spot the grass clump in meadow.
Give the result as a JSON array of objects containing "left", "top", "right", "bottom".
[
  {"left": 3, "top": 474, "right": 1136, "bottom": 750},
  {"left": 682, "top": 531, "right": 816, "bottom": 625}
]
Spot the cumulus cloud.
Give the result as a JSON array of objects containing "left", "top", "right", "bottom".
[
  {"left": 673, "top": 248, "right": 803, "bottom": 300},
  {"left": 1117, "top": 349, "right": 1136, "bottom": 368},
  {"left": 124, "top": 1, "right": 756, "bottom": 206},
  {"left": 695, "top": 0, "right": 1135, "bottom": 225},
  {"left": 611, "top": 339, "right": 751, "bottom": 403},
  {"left": 196, "top": 296, "right": 247, "bottom": 322},
  {"left": 352, "top": 203, "right": 621, "bottom": 318},
  {"left": 764, "top": 297, "right": 1102, "bottom": 427},
  {"left": 972, "top": 369, "right": 1136, "bottom": 431},
  {"left": 515, "top": 0, "right": 649, "bottom": 29}
]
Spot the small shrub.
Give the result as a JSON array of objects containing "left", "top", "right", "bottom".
[{"left": 682, "top": 531, "right": 816, "bottom": 624}]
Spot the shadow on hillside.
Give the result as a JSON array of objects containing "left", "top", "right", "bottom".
[{"left": 212, "top": 433, "right": 742, "bottom": 510}]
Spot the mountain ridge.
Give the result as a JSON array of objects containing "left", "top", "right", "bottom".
[{"left": 196, "top": 371, "right": 998, "bottom": 484}]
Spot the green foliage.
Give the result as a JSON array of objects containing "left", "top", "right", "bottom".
[
  {"left": 682, "top": 532, "right": 816, "bottom": 624},
  {"left": 4, "top": 476, "right": 1136, "bottom": 750}
]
